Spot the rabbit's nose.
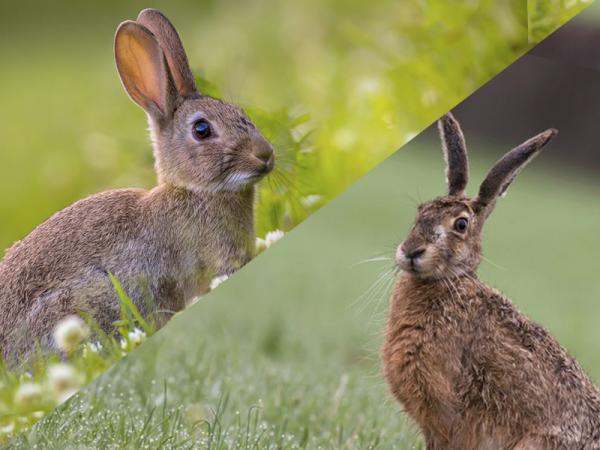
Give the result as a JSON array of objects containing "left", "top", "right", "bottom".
[{"left": 252, "top": 138, "right": 275, "bottom": 172}]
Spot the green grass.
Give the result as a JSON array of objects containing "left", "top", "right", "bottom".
[{"left": 8, "top": 138, "right": 600, "bottom": 449}]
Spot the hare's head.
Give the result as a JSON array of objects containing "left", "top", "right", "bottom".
[
  {"left": 396, "top": 113, "right": 557, "bottom": 279},
  {"left": 114, "top": 9, "right": 274, "bottom": 193}
]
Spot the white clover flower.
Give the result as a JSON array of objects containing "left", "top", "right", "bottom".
[
  {"left": 47, "top": 363, "right": 83, "bottom": 396},
  {"left": 89, "top": 341, "right": 102, "bottom": 353},
  {"left": 265, "top": 230, "right": 284, "bottom": 247},
  {"left": 0, "top": 421, "right": 15, "bottom": 435},
  {"left": 14, "top": 382, "right": 43, "bottom": 407},
  {"left": 119, "top": 328, "right": 147, "bottom": 351},
  {"left": 255, "top": 237, "right": 268, "bottom": 253},
  {"left": 57, "top": 388, "right": 79, "bottom": 405},
  {"left": 53, "top": 315, "right": 89, "bottom": 353},
  {"left": 82, "top": 340, "right": 103, "bottom": 358},
  {"left": 127, "top": 328, "right": 146, "bottom": 346},
  {"left": 301, "top": 195, "right": 322, "bottom": 208},
  {"left": 210, "top": 274, "right": 229, "bottom": 290}
]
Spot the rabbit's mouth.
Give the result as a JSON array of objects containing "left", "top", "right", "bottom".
[{"left": 220, "top": 169, "right": 270, "bottom": 191}]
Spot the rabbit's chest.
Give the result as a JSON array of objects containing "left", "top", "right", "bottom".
[{"left": 179, "top": 227, "right": 253, "bottom": 292}]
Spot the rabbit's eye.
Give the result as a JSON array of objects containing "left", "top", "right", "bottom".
[
  {"left": 454, "top": 217, "right": 469, "bottom": 233},
  {"left": 192, "top": 119, "right": 212, "bottom": 140}
]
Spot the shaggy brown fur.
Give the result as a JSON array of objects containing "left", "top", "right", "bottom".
[
  {"left": 0, "top": 9, "right": 274, "bottom": 362},
  {"left": 382, "top": 113, "right": 600, "bottom": 449}
]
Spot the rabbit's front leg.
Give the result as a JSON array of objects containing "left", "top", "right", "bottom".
[{"left": 216, "top": 246, "right": 254, "bottom": 278}]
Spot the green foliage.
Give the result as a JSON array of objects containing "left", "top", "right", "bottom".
[{"left": 528, "top": 0, "right": 593, "bottom": 42}]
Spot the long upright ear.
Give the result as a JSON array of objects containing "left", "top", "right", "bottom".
[
  {"left": 136, "top": 9, "right": 198, "bottom": 97},
  {"left": 474, "top": 128, "right": 558, "bottom": 217},
  {"left": 115, "top": 21, "right": 178, "bottom": 121},
  {"left": 438, "top": 113, "right": 469, "bottom": 196}
]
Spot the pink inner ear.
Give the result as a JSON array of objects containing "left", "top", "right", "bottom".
[{"left": 116, "top": 25, "right": 167, "bottom": 115}]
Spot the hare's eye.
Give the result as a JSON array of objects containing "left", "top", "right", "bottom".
[
  {"left": 192, "top": 119, "right": 212, "bottom": 140},
  {"left": 454, "top": 217, "right": 469, "bottom": 233}
]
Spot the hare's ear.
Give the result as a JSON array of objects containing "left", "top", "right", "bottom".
[
  {"left": 438, "top": 113, "right": 469, "bottom": 196},
  {"left": 136, "top": 9, "right": 198, "bottom": 97},
  {"left": 115, "top": 21, "right": 178, "bottom": 121},
  {"left": 474, "top": 129, "right": 557, "bottom": 217}
]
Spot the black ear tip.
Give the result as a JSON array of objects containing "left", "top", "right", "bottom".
[
  {"left": 438, "top": 113, "right": 461, "bottom": 135},
  {"left": 440, "top": 112, "right": 457, "bottom": 125},
  {"left": 540, "top": 128, "right": 558, "bottom": 146},
  {"left": 444, "top": 112, "right": 456, "bottom": 120}
]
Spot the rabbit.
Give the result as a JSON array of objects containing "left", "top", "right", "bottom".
[
  {"left": 382, "top": 113, "right": 600, "bottom": 450},
  {"left": 0, "top": 8, "right": 275, "bottom": 362}
]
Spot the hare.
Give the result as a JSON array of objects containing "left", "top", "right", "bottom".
[
  {"left": 0, "top": 9, "right": 274, "bottom": 361},
  {"left": 382, "top": 113, "right": 600, "bottom": 449}
]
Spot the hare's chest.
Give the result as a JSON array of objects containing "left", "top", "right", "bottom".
[{"left": 383, "top": 300, "right": 463, "bottom": 427}]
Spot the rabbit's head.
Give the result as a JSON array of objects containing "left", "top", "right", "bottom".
[
  {"left": 396, "top": 113, "right": 557, "bottom": 279},
  {"left": 114, "top": 9, "right": 274, "bottom": 193}
]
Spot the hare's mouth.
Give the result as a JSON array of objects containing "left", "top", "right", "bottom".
[{"left": 396, "top": 254, "right": 438, "bottom": 279}]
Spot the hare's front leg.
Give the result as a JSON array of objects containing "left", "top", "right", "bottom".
[
  {"left": 423, "top": 429, "right": 446, "bottom": 450},
  {"left": 513, "top": 436, "right": 551, "bottom": 450}
]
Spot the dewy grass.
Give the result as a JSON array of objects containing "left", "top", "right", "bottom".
[{"left": 108, "top": 272, "right": 153, "bottom": 337}]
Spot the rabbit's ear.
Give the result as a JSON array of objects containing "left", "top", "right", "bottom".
[
  {"left": 115, "top": 21, "right": 178, "bottom": 121},
  {"left": 438, "top": 113, "right": 469, "bottom": 196},
  {"left": 136, "top": 9, "right": 198, "bottom": 97},
  {"left": 474, "top": 129, "right": 557, "bottom": 217}
]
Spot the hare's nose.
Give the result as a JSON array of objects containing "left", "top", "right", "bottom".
[
  {"left": 252, "top": 138, "right": 275, "bottom": 172},
  {"left": 406, "top": 248, "right": 426, "bottom": 261}
]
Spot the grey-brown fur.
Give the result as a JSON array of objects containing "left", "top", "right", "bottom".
[
  {"left": 0, "top": 9, "right": 274, "bottom": 362},
  {"left": 382, "top": 114, "right": 600, "bottom": 449}
]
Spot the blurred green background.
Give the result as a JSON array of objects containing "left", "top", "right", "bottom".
[
  {"left": 3, "top": 0, "right": 600, "bottom": 447},
  {"left": 0, "top": 0, "right": 532, "bottom": 249},
  {"left": 11, "top": 121, "right": 600, "bottom": 448}
]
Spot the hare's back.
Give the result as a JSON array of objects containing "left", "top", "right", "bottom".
[{"left": 0, "top": 188, "right": 148, "bottom": 309}]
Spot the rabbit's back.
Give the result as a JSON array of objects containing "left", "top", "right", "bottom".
[
  {"left": 0, "top": 189, "right": 145, "bottom": 295},
  {"left": 0, "top": 188, "right": 171, "bottom": 357}
]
